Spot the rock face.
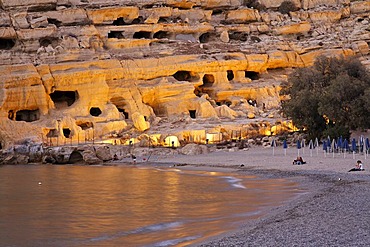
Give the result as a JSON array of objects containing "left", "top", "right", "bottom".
[{"left": 0, "top": 0, "right": 369, "bottom": 148}]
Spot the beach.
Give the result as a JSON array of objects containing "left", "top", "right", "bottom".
[{"left": 151, "top": 146, "right": 370, "bottom": 246}]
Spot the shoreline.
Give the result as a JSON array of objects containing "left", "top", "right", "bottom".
[{"left": 144, "top": 147, "right": 370, "bottom": 246}]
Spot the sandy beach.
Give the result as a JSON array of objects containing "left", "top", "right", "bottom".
[{"left": 147, "top": 146, "right": 370, "bottom": 246}]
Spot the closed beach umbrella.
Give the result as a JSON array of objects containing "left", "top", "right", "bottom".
[
  {"left": 327, "top": 138, "right": 331, "bottom": 153},
  {"left": 343, "top": 139, "right": 349, "bottom": 159},
  {"left": 352, "top": 138, "right": 357, "bottom": 159},
  {"left": 323, "top": 141, "right": 327, "bottom": 157},
  {"left": 283, "top": 139, "right": 288, "bottom": 156},
  {"left": 315, "top": 137, "right": 319, "bottom": 156},
  {"left": 337, "top": 137, "right": 342, "bottom": 152},
  {"left": 271, "top": 139, "right": 277, "bottom": 156},
  {"left": 365, "top": 138, "right": 370, "bottom": 159},
  {"left": 297, "top": 140, "right": 301, "bottom": 156},
  {"left": 308, "top": 139, "right": 314, "bottom": 157}
]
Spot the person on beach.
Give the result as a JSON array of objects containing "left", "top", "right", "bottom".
[
  {"left": 131, "top": 154, "right": 137, "bottom": 164},
  {"left": 348, "top": 160, "right": 364, "bottom": 172},
  {"left": 293, "top": 156, "right": 306, "bottom": 165}
]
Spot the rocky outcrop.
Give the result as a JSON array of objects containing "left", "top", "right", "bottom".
[{"left": 0, "top": 0, "right": 369, "bottom": 149}]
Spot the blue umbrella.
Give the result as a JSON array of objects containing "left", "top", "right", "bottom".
[
  {"left": 343, "top": 139, "right": 349, "bottom": 151},
  {"left": 352, "top": 138, "right": 357, "bottom": 159},
  {"left": 322, "top": 141, "right": 327, "bottom": 157},
  {"left": 283, "top": 140, "right": 288, "bottom": 149},
  {"left": 343, "top": 139, "right": 349, "bottom": 159},
  {"left": 308, "top": 140, "right": 314, "bottom": 157},
  {"left": 366, "top": 138, "right": 370, "bottom": 150},
  {"left": 327, "top": 138, "right": 331, "bottom": 152},
  {"left": 337, "top": 137, "right": 342, "bottom": 152},
  {"left": 271, "top": 139, "right": 277, "bottom": 156},
  {"left": 351, "top": 138, "right": 357, "bottom": 152},
  {"left": 297, "top": 140, "right": 301, "bottom": 156},
  {"left": 283, "top": 139, "right": 287, "bottom": 156}
]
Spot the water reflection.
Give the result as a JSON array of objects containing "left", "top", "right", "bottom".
[{"left": 0, "top": 165, "right": 303, "bottom": 247}]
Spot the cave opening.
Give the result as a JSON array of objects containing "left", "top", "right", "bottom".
[
  {"left": 203, "top": 74, "right": 215, "bottom": 87},
  {"left": 131, "top": 16, "right": 144, "bottom": 24},
  {"left": 8, "top": 110, "right": 15, "bottom": 120},
  {"left": 158, "top": 17, "right": 170, "bottom": 23},
  {"left": 0, "top": 39, "right": 16, "bottom": 50},
  {"left": 173, "top": 70, "right": 199, "bottom": 82},
  {"left": 112, "top": 17, "right": 126, "bottom": 26},
  {"left": 245, "top": 71, "right": 260, "bottom": 80},
  {"left": 189, "top": 110, "right": 196, "bottom": 119},
  {"left": 39, "top": 37, "right": 60, "bottom": 48},
  {"left": 90, "top": 107, "right": 102, "bottom": 116},
  {"left": 117, "top": 108, "right": 129, "bottom": 119},
  {"left": 212, "top": 9, "right": 223, "bottom": 15},
  {"left": 229, "top": 32, "right": 248, "bottom": 42},
  {"left": 108, "top": 31, "right": 125, "bottom": 39},
  {"left": 199, "top": 33, "right": 210, "bottom": 43},
  {"left": 63, "top": 128, "right": 71, "bottom": 138},
  {"left": 50, "top": 90, "right": 78, "bottom": 108},
  {"left": 227, "top": 70, "right": 234, "bottom": 81},
  {"left": 153, "top": 31, "right": 170, "bottom": 39},
  {"left": 47, "top": 18, "right": 62, "bottom": 27},
  {"left": 15, "top": 109, "right": 40, "bottom": 122},
  {"left": 77, "top": 122, "right": 93, "bottom": 130},
  {"left": 133, "top": 31, "right": 151, "bottom": 39},
  {"left": 69, "top": 151, "right": 84, "bottom": 164}
]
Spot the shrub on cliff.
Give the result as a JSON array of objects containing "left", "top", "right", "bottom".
[
  {"left": 281, "top": 55, "right": 370, "bottom": 140},
  {"left": 278, "top": 0, "right": 298, "bottom": 14},
  {"left": 243, "top": 0, "right": 266, "bottom": 11}
]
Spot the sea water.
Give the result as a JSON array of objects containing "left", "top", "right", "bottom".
[{"left": 0, "top": 165, "right": 302, "bottom": 247}]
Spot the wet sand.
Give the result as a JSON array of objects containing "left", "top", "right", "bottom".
[{"left": 152, "top": 147, "right": 370, "bottom": 246}]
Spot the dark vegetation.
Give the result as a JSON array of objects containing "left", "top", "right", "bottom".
[
  {"left": 278, "top": 0, "right": 298, "bottom": 14},
  {"left": 281, "top": 56, "right": 370, "bottom": 140}
]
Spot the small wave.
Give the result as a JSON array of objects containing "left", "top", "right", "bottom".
[
  {"left": 223, "top": 176, "right": 246, "bottom": 189},
  {"left": 87, "top": 221, "right": 183, "bottom": 243}
]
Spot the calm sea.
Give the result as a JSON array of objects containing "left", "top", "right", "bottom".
[{"left": 0, "top": 165, "right": 302, "bottom": 247}]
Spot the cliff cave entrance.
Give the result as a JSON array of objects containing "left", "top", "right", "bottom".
[
  {"left": 153, "top": 31, "right": 170, "bottom": 39},
  {"left": 131, "top": 16, "right": 144, "bottom": 24},
  {"left": 90, "top": 107, "right": 102, "bottom": 116},
  {"left": 0, "top": 39, "right": 16, "bottom": 50},
  {"left": 189, "top": 110, "right": 196, "bottom": 119},
  {"left": 63, "top": 128, "right": 71, "bottom": 138},
  {"left": 108, "top": 31, "right": 125, "bottom": 39},
  {"left": 229, "top": 32, "right": 248, "bottom": 42},
  {"left": 69, "top": 151, "right": 84, "bottom": 164},
  {"left": 110, "top": 97, "right": 129, "bottom": 119},
  {"left": 199, "top": 33, "right": 210, "bottom": 43},
  {"left": 203, "top": 74, "right": 214, "bottom": 86},
  {"left": 173, "top": 70, "right": 199, "bottom": 82},
  {"left": 47, "top": 18, "right": 62, "bottom": 27},
  {"left": 113, "top": 17, "right": 127, "bottom": 26},
  {"left": 15, "top": 109, "right": 40, "bottom": 122},
  {"left": 77, "top": 121, "right": 93, "bottom": 130},
  {"left": 133, "top": 31, "right": 151, "bottom": 39},
  {"left": 227, "top": 70, "right": 234, "bottom": 81},
  {"left": 118, "top": 108, "right": 129, "bottom": 119},
  {"left": 50, "top": 90, "right": 78, "bottom": 108},
  {"left": 245, "top": 71, "right": 260, "bottom": 80}
]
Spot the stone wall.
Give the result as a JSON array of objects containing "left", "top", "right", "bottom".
[{"left": 0, "top": 0, "right": 369, "bottom": 148}]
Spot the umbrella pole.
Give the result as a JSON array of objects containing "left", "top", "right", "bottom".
[
  {"left": 310, "top": 149, "right": 312, "bottom": 157},
  {"left": 284, "top": 149, "right": 287, "bottom": 156},
  {"left": 353, "top": 151, "right": 355, "bottom": 159}
]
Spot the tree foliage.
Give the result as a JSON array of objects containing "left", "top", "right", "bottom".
[{"left": 281, "top": 56, "right": 370, "bottom": 140}]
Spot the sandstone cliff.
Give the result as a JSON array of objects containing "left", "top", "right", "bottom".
[{"left": 0, "top": 0, "right": 369, "bottom": 148}]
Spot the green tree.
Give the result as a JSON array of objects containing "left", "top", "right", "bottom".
[{"left": 281, "top": 56, "right": 370, "bottom": 140}]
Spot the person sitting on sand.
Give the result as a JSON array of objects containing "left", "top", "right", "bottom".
[
  {"left": 348, "top": 160, "right": 364, "bottom": 172},
  {"left": 293, "top": 156, "right": 306, "bottom": 165}
]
